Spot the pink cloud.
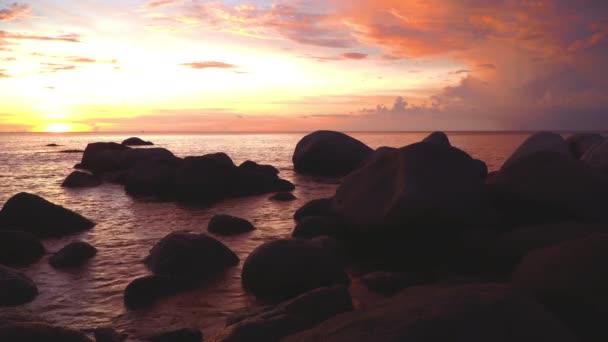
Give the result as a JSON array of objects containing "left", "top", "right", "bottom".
[{"left": 0, "top": 3, "right": 30, "bottom": 21}]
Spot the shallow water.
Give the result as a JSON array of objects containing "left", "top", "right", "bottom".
[{"left": 0, "top": 132, "right": 532, "bottom": 339}]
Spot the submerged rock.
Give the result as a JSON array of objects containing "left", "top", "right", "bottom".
[
  {"left": 49, "top": 241, "right": 97, "bottom": 269},
  {"left": 121, "top": 137, "right": 154, "bottom": 146},
  {"left": 292, "top": 130, "right": 373, "bottom": 176},
  {"left": 0, "top": 192, "right": 95, "bottom": 238},
  {"left": 566, "top": 133, "right": 603, "bottom": 158},
  {"left": 0, "top": 265, "right": 38, "bottom": 306},
  {"left": 269, "top": 192, "right": 296, "bottom": 202},
  {"left": 293, "top": 198, "right": 333, "bottom": 222},
  {"left": 501, "top": 132, "right": 571, "bottom": 170},
  {"left": 284, "top": 284, "right": 578, "bottom": 342},
  {"left": 0, "top": 230, "right": 44, "bottom": 267},
  {"left": 208, "top": 215, "right": 255, "bottom": 236},
  {"left": 124, "top": 275, "right": 178, "bottom": 309},
  {"left": 148, "top": 328, "right": 202, "bottom": 342},
  {"left": 0, "top": 323, "right": 91, "bottom": 342},
  {"left": 242, "top": 238, "right": 349, "bottom": 300},
  {"left": 61, "top": 171, "right": 102, "bottom": 188}
]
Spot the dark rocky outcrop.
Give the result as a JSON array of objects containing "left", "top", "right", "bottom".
[
  {"left": 501, "top": 132, "right": 571, "bottom": 170},
  {"left": 125, "top": 157, "right": 181, "bottom": 197},
  {"left": 124, "top": 275, "right": 178, "bottom": 309},
  {"left": 61, "top": 171, "right": 102, "bottom": 188},
  {"left": 145, "top": 232, "right": 239, "bottom": 279},
  {"left": 422, "top": 131, "right": 451, "bottom": 146},
  {"left": 284, "top": 284, "right": 578, "bottom": 342},
  {"left": 292, "top": 216, "right": 342, "bottom": 239},
  {"left": 566, "top": 133, "right": 603, "bottom": 158},
  {"left": 581, "top": 138, "right": 608, "bottom": 173},
  {"left": 121, "top": 137, "right": 154, "bottom": 146},
  {"left": 215, "top": 286, "right": 353, "bottom": 342},
  {"left": 208, "top": 215, "right": 255, "bottom": 236},
  {"left": 80, "top": 142, "right": 130, "bottom": 173},
  {"left": 512, "top": 234, "right": 608, "bottom": 341},
  {"left": 0, "top": 193, "right": 95, "bottom": 238},
  {"left": 0, "top": 265, "right": 38, "bottom": 306},
  {"left": 0, "top": 323, "right": 91, "bottom": 342},
  {"left": 94, "top": 327, "right": 126, "bottom": 342},
  {"left": 293, "top": 198, "right": 333, "bottom": 222},
  {"left": 292, "top": 131, "right": 373, "bottom": 176},
  {"left": 46, "top": 143, "right": 60, "bottom": 147},
  {"left": 0, "top": 230, "right": 44, "bottom": 267},
  {"left": 49, "top": 241, "right": 97, "bottom": 269},
  {"left": 59, "top": 149, "right": 84, "bottom": 154},
  {"left": 360, "top": 272, "right": 428, "bottom": 296},
  {"left": 242, "top": 238, "right": 349, "bottom": 300},
  {"left": 148, "top": 328, "right": 202, "bottom": 342},
  {"left": 269, "top": 192, "right": 296, "bottom": 201}
]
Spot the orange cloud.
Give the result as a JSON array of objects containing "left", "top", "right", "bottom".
[
  {"left": 0, "top": 2, "right": 30, "bottom": 21},
  {"left": 180, "top": 61, "right": 237, "bottom": 69}
]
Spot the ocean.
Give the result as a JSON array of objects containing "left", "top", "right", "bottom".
[{"left": 0, "top": 131, "right": 535, "bottom": 338}]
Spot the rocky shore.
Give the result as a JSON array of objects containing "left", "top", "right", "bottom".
[{"left": 1, "top": 131, "right": 607, "bottom": 341}]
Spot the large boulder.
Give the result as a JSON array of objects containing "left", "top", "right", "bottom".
[
  {"left": 124, "top": 157, "right": 181, "bottom": 197},
  {"left": 566, "top": 133, "right": 603, "bottom": 158},
  {"left": 292, "top": 216, "right": 343, "bottom": 239},
  {"left": 124, "top": 275, "right": 178, "bottom": 309},
  {"left": 0, "top": 230, "right": 44, "bottom": 267},
  {"left": 121, "top": 137, "right": 153, "bottom": 146},
  {"left": 144, "top": 232, "right": 239, "bottom": 279},
  {"left": 174, "top": 154, "right": 240, "bottom": 203},
  {"left": 215, "top": 286, "right": 353, "bottom": 342},
  {"left": 501, "top": 132, "right": 571, "bottom": 170},
  {"left": 284, "top": 284, "right": 578, "bottom": 342},
  {"left": 0, "top": 193, "right": 95, "bottom": 238},
  {"left": 487, "top": 151, "right": 608, "bottom": 224},
  {"left": 208, "top": 215, "right": 255, "bottom": 236},
  {"left": 512, "top": 234, "right": 608, "bottom": 341},
  {"left": 61, "top": 171, "right": 102, "bottom": 188},
  {"left": 293, "top": 198, "right": 333, "bottom": 222},
  {"left": 49, "top": 241, "right": 97, "bottom": 269},
  {"left": 0, "top": 265, "right": 38, "bottom": 306},
  {"left": 581, "top": 138, "right": 608, "bottom": 173},
  {"left": 422, "top": 131, "right": 451, "bottom": 146},
  {"left": 235, "top": 161, "right": 294, "bottom": 196},
  {"left": 0, "top": 323, "right": 91, "bottom": 342},
  {"left": 117, "top": 148, "right": 176, "bottom": 171},
  {"left": 292, "top": 131, "right": 373, "bottom": 176},
  {"left": 81, "top": 142, "right": 130, "bottom": 173},
  {"left": 242, "top": 238, "right": 349, "bottom": 300}
]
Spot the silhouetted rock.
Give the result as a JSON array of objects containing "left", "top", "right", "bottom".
[
  {"left": 293, "top": 198, "right": 333, "bottom": 222},
  {"left": 269, "top": 192, "right": 296, "bottom": 201},
  {"left": 99, "top": 170, "right": 127, "bottom": 184},
  {"left": 512, "top": 234, "right": 608, "bottom": 341},
  {"left": 145, "top": 232, "right": 239, "bottom": 279},
  {"left": 0, "top": 230, "right": 44, "bottom": 267},
  {"left": 284, "top": 284, "right": 578, "bottom": 342},
  {"left": 293, "top": 131, "right": 373, "bottom": 176},
  {"left": 124, "top": 275, "right": 178, "bottom": 309},
  {"left": 501, "top": 132, "right": 571, "bottom": 170},
  {"left": 581, "top": 138, "right": 608, "bottom": 173},
  {"left": 208, "top": 215, "right": 255, "bottom": 236},
  {"left": 148, "top": 328, "right": 202, "bottom": 342},
  {"left": 216, "top": 286, "right": 353, "bottom": 342},
  {"left": 49, "top": 241, "right": 97, "bottom": 269},
  {"left": 46, "top": 143, "right": 60, "bottom": 147},
  {"left": 487, "top": 151, "right": 608, "bottom": 224},
  {"left": 0, "top": 265, "right": 38, "bottom": 306},
  {"left": 242, "top": 238, "right": 349, "bottom": 301},
  {"left": 81, "top": 142, "right": 130, "bottom": 173},
  {"left": 94, "top": 327, "right": 126, "bottom": 342},
  {"left": 125, "top": 157, "right": 181, "bottom": 197},
  {"left": 239, "top": 160, "right": 279, "bottom": 176},
  {"left": 361, "top": 272, "right": 427, "bottom": 296},
  {"left": 119, "top": 148, "right": 176, "bottom": 171},
  {"left": 0, "top": 193, "right": 95, "bottom": 238},
  {"left": 422, "top": 131, "right": 451, "bottom": 146},
  {"left": 59, "top": 149, "right": 84, "bottom": 154},
  {"left": 61, "top": 171, "right": 102, "bottom": 188},
  {"left": 174, "top": 154, "right": 239, "bottom": 203},
  {"left": 0, "top": 323, "right": 91, "bottom": 342},
  {"left": 121, "top": 137, "right": 153, "bottom": 146},
  {"left": 236, "top": 160, "right": 294, "bottom": 196},
  {"left": 292, "top": 216, "right": 342, "bottom": 239},
  {"left": 566, "top": 133, "right": 603, "bottom": 158}
]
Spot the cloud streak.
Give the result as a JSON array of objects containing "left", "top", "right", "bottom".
[
  {"left": 0, "top": 31, "right": 81, "bottom": 43},
  {"left": 180, "top": 61, "right": 237, "bottom": 69},
  {"left": 0, "top": 3, "right": 30, "bottom": 21}
]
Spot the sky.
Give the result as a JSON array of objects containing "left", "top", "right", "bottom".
[{"left": 0, "top": 0, "right": 607, "bottom": 132}]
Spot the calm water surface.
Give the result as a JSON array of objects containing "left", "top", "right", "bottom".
[{"left": 0, "top": 132, "right": 530, "bottom": 339}]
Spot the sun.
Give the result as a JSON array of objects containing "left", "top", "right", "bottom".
[{"left": 44, "top": 123, "right": 72, "bottom": 133}]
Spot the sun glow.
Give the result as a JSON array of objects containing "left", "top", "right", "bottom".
[{"left": 37, "top": 123, "right": 91, "bottom": 133}]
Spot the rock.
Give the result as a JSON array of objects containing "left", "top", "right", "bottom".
[
  {"left": 0, "top": 230, "right": 44, "bottom": 267},
  {"left": 46, "top": 143, "right": 60, "bottom": 147},
  {"left": 125, "top": 157, "right": 181, "bottom": 197},
  {"left": 0, "top": 323, "right": 91, "bottom": 342},
  {"left": 215, "top": 286, "right": 353, "bottom": 342},
  {"left": 94, "top": 327, "right": 126, "bottom": 342},
  {"left": 0, "top": 265, "right": 38, "bottom": 306},
  {"left": 284, "top": 284, "right": 578, "bottom": 342},
  {"left": 501, "top": 132, "right": 571, "bottom": 170},
  {"left": 49, "top": 241, "right": 97, "bottom": 269},
  {"left": 360, "top": 272, "right": 427, "bottom": 296},
  {"left": 242, "top": 238, "right": 349, "bottom": 300},
  {"left": 512, "top": 234, "right": 608, "bottom": 341},
  {"left": 148, "top": 328, "right": 202, "bottom": 342},
  {"left": 239, "top": 160, "right": 279, "bottom": 176},
  {"left": 81, "top": 142, "right": 130, "bottom": 173},
  {"left": 121, "top": 137, "right": 153, "bottom": 146},
  {"left": 208, "top": 215, "right": 255, "bottom": 236},
  {"left": 118, "top": 148, "right": 176, "bottom": 171},
  {"left": 98, "top": 170, "right": 127, "bottom": 185},
  {"left": 0, "top": 193, "right": 95, "bottom": 238},
  {"left": 236, "top": 160, "right": 294, "bottom": 197},
  {"left": 487, "top": 151, "right": 608, "bottom": 224},
  {"left": 292, "top": 131, "right": 373, "bottom": 176},
  {"left": 124, "top": 275, "right": 179, "bottom": 309},
  {"left": 581, "top": 138, "right": 608, "bottom": 173},
  {"left": 61, "top": 171, "right": 102, "bottom": 188},
  {"left": 292, "top": 216, "right": 342, "bottom": 239},
  {"left": 422, "top": 131, "right": 451, "bottom": 146},
  {"left": 566, "top": 133, "right": 603, "bottom": 158},
  {"left": 145, "top": 232, "right": 239, "bottom": 279},
  {"left": 174, "top": 154, "right": 239, "bottom": 203},
  {"left": 59, "top": 150, "right": 85, "bottom": 154},
  {"left": 269, "top": 192, "right": 296, "bottom": 202},
  {"left": 293, "top": 198, "right": 333, "bottom": 222}
]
